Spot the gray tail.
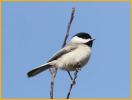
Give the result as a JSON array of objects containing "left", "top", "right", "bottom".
[{"left": 27, "top": 63, "right": 52, "bottom": 78}]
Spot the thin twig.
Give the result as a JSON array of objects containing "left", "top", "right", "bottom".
[
  {"left": 49, "top": 68, "right": 57, "bottom": 99},
  {"left": 62, "top": 7, "right": 75, "bottom": 47},
  {"left": 49, "top": 8, "right": 75, "bottom": 99},
  {"left": 67, "top": 71, "right": 73, "bottom": 80},
  {"left": 66, "top": 70, "right": 79, "bottom": 99}
]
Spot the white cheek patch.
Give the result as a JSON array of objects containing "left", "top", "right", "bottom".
[{"left": 71, "top": 36, "right": 91, "bottom": 43}]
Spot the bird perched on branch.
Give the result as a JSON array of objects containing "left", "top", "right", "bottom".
[{"left": 27, "top": 32, "right": 95, "bottom": 78}]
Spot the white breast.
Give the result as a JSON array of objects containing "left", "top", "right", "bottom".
[{"left": 57, "top": 44, "right": 91, "bottom": 71}]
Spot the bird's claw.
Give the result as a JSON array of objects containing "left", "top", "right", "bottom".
[{"left": 76, "top": 68, "right": 81, "bottom": 71}]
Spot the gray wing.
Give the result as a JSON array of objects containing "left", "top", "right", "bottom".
[{"left": 48, "top": 44, "right": 78, "bottom": 62}]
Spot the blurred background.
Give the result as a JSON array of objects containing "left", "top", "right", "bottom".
[{"left": 2, "top": 2, "right": 130, "bottom": 98}]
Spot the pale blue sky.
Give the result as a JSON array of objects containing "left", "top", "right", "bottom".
[{"left": 2, "top": 2, "right": 130, "bottom": 98}]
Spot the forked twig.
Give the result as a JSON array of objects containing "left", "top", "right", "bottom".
[
  {"left": 49, "top": 8, "right": 75, "bottom": 99},
  {"left": 66, "top": 70, "right": 79, "bottom": 99}
]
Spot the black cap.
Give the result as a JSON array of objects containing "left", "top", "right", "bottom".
[{"left": 74, "top": 32, "right": 92, "bottom": 39}]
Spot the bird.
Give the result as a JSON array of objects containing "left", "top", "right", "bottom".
[{"left": 27, "top": 32, "right": 95, "bottom": 78}]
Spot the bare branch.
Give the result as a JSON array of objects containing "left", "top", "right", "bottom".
[
  {"left": 49, "top": 68, "right": 57, "bottom": 99},
  {"left": 49, "top": 8, "right": 76, "bottom": 99},
  {"left": 66, "top": 70, "right": 79, "bottom": 99},
  {"left": 62, "top": 7, "right": 75, "bottom": 47}
]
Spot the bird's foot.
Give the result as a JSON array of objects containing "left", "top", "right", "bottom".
[{"left": 76, "top": 68, "right": 81, "bottom": 71}]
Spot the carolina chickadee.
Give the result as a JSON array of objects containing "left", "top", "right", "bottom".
[{"left": 27, "top": 32, "right": 95, "bottom": 78}]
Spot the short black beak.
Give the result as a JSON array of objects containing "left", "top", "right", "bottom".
[{"left": 90, "top": 38, "right": 95, "bottom": 41}]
